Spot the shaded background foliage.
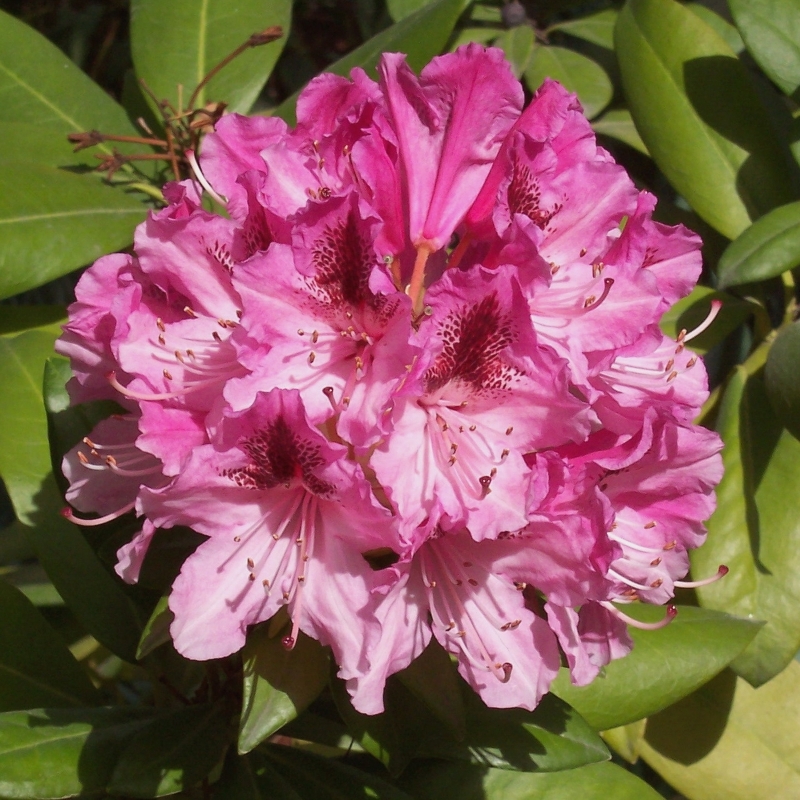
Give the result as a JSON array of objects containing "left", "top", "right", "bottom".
[{"left": 1, "top": 0, "right": 800, "bottom": 798}]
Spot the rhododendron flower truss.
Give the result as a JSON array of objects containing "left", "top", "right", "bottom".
[{"left": 57, "top": 44, "right": 725, "bottom": 717}]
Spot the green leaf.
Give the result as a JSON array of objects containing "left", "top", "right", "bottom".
[
  {"left": 550, "top": 605, "right": 760, "bottom": 731},
  {"left": 400, "top": 759, "right": 663, "bottom": 800},
  {"left": 591, "top": 109, "right": 649, "bottom": 155},
  {"left": 686, "top": 3, "right": 745, "bottom": 54},
  {"left": 136, "top": 596, "right": 173, "bottom": 659},
  {"left": 0, "top": 579, "right": 100, "bottom": 711},
  {"left": 334, "top": 676, "right": 608, "bottom": 775},
  {"left": 261, "top": 744, "right": 416, "bottom": 800},
  {"left": 658, "top": 286, "right": 756, "bottom": 356},
  {"left": 0, "top": 706, "right": 156, "bottom": 799},
  {"left": 615, "top": 0, "right": 796, "bottom": 240},
  {"left": 0, "top": 331, "right": 143, "bottom": 661},
  {"left": 387, "top": 0, "right": 434, "bottom": 22},
  {"left": 0, "top": 122, "right": 148, "bottom": 301},
  {"left": 717, "top": 200, "right": 800, "bottom": 288},
  {"left": 0, "top": 306, "right": 66, "bottom": 339},
  {"left": 525, "top": 46, "right": 612, "bottom": 120},
  {"left": 214, "top": 749, "right": 270, "bottom": 800},
  {"left": 109, "top": 703, "right": 232, "bottom": 797},
  {"left": 549, "top": 8, "right": 618, "bottom": 50},
  {"left": 130, "top": 0, "right": 292, "bottom": 114},
  {"left": 272, "top": 0, "right": 470, "bottom": 124},
  {"left": 765, "top": 321, "right": 800, "bottom": 441},
  {"left": 728, "top": 0, "right": 800, "bottom": 99},
  {"left": 239, "top": 628, "right": 329, "bottom": 754},
  {"left": 495, "top": 25, "right": 535, "bottom": 78},
  {"left": 638, "top": 663, "right": 800, "bottom": 800},
  {"left": 693, "top": 364, "right": 800, "bottom": 685}
]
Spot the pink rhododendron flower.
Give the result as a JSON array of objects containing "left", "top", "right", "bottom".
[{"left": 57, "top": 45, "right": 724, "bottom": 715}]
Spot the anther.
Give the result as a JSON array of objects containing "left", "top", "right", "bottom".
[
  {"left": 246, "top": 558, "right": 255, "bottom": 569},
  {"left": 156, "top": 318, "right": 166, "bottom": 332},
  {"left": 505, "top": 426, "right": 513, "bottom": 435},
  {"left": 163, "top": 369, "right": 173, "bottom": 380},
  {"left": 644, "top": 521, "right": 656, "bottom": 529},
  {"left": 308, "top": 352, "right": 316, "bottom": 364}
]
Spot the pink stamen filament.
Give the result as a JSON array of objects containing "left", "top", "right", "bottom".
[
  {"left": 601, "top": 601, "right": 677, "bottom": 630},
  {"left": 682, "top": 300, "right": 722, "bottom": 343},
  {"left": 607, "top": 530, "right": 665, "bottom": 554},
  {"left": 62, "top": 502, "right": 135, "bottom": 526},
  {"left": 186, "top": 149, "right": 228, "bottom": 206},
  {"left": 674, "top": 565, "right": 728, "bottom": 589},
  {"left": 107, "top": 371, "right": 227, "bottom": 401}
]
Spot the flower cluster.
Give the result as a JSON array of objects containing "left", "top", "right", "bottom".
[{"left": 58, "top": 45, "right": 723, "bottom": 714}]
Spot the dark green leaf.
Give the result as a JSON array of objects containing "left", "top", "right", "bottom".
[
  {"left": 525, "top": 46, "right": 612, "bottom": 119},
  {"left": 0, "top": 579, "right": 100, "bottom": 711},
  {"left": 401, "top": 759, "right": 663, "bottom": 800},
  {"left": 693, "top": 364, "right": 800, "bottom": 685},
  {"left": 109, "top": 703, "right": 233, "bottom": 797},
  {"left": 272, "top": 0, "right": 470, "bottom": 124},
  {"left": 0, "top": 306, "right": 66, "bottom": 339},
  {"left": 261, "top": 744, "right": 416, "bottom": 800},
  {"left": 728, "top": 0, "right": 800, "bottom": 99},
  {"left": 638, "top": 663, "right": 800, "bottom": 799},
  {"left": 495, "top": 25, "right": 535, "bottom": 78},
  {"left": 0, "top": 122, "right": 147, "bottom": 301},
  {"left": 387, "top": 0, "right": 433, "bottom": 22},
  {"left": 0, "top": 331, "right": 143, "bottom": 661},
  {"left": 659, "top": 286, "right": 757, "bottom": 356},
  {"left": 591, "top": 109, "right": 649, "bottom": 155},
  {"left": 215, "top": 749, "right": 268, "bottom": 800},
  {"left": 239, "top": 628, "right": 329, "bottom": 754},
  {"left": 0, "top": 706, "right": 156, "bottom": 799},
  {"left": 136, "top": 596, "right": 173, "bottom": 659},
  {"left": 130, "top": 0, "right": 292, "bottom": 115},
  {"left": 550, "top": 605, "right": 760, "bottom": 731},
  {"left": 549, "top": 8, "right": 618, "bottom": 49},
  {"left": 717, "top": 200, "right": 800, "bottom": 288},
  {"left": 765, "top": 321, "right": 800, "bottom": 441},
  {"left": 334, "top": 675, "right": 608, "bottom": 774},
  {"left": 615, "top": 0, "right": 796, "bottom": 239}
]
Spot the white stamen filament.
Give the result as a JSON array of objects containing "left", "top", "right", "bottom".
[{"left": 186, "top": 149, "right": 228, "bottom": 207}]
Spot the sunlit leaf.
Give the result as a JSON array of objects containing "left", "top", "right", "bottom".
[
  {"left": 592, "top": 109, "right": 649, "bottom": 155},
  {"left": 728, "top": 0, "right": 800, "bottom": 99},
  {"left": 638, "top": 664, "right": 800, "bottom": 800},
  {"left": 717, "top": 200, "right": 800, "bottom": 288},
  {"left": 693, "top": 365, "right": 800, "bottom": 685},
  {"left": 526, "top": 45, "right": 612, "bottom": 119},
  {"left": 130, "top": 0, "right": 292, "bottom": 114},
  {"left": 550, "top": 605, "right": 760, "bottom": 731},
  {"left": 686, "top": 3, "right": 745, "bottom": 54},
  {"left": 616, "top": 0, "right": 795, "bottom": 239},
  {"left": 238, "top": 628, "right": 329, "bottom": 754},
  {"left": 0, "top": 579, "right": 100, "bottom": 711},
  {"left": 495, "top": 24, "right": 535, "bottom": 78},
  {"left": 549, "top": 8, "right": 618, "bottom": 49}
]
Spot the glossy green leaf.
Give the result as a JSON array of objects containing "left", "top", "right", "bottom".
[
  {"left": 659, "top": 286, "right": 757, "bottom": 356},
  {"left": 0, "top": 122, "right": 147, "bottom": 301},
  {"left": 387, "top": 0, "right": 433, "bottom": 22},
  {"left": 262, "top": 744, "right": 416, "bottom": 800},
  {"left": 638, "top": 663, "right": 800, "bottom": 800},
  {"left": 0, "top": 331, "right": 143, "bottom": 661},
  {"left": 728, "top": 0, "right": 800, "bottom": 99},
  {"left": 0, "top": 706, "right": 155, "bottom": 799},
  {"left": 109, "top": 703, "right": 232, "bottom": 797},
  {"left": 765, "top": 321, "right": 800, "bottom": 441},
  {"left": 0, "top": 306, "right": 66, "bottom": 339},
  {"left": 273, "top": 0, "right": 469, "bottom": 124},
  {"left": 214, "top": 749, "right": 274, "bottom": 800},
  {"left": 239, "top": 628, "right": 329, "bottom": 754},
  {"left": 401, "top": 759, "right": 663, "bottom": 800},
  {"left": 550, "top": 605, "right": 760, "bottom": 731},
  {"left": 615, "top": 0, "right": 795, "bottom": 240},
  {"left": 686, "top": 3, "right": 745, "bottom": 54},
  {"left": 334, "top": 675, "right": 607, "bottom": 775},
  {"left": 130, "top": 0, "right": 292, "bottom": 114},
  {"left": 525, "top": 46, "right": 612, "bottom": 119},
  {"left": 495, "top": 24, "right": 535, "bottom": 78},
  {"left": 591, "top": 109, "right": 649, "bottom": 155},
  {"left": 136, "top": 596, "right": 173, "bottom": 659},
  {"left": 0, "top": 10, "right": 143, "bottom": 138},
  {"left": 448, "top": 26, "right": 499, "bottom": 51},
  {"left": 549, "top": 8, "right": 618, "bottom": 49},
  {"left": 693, "top": 364, "right": 800, "bottom": 685},
  {"left": 0, "top": 579, "right": 100, "bottom": 711},
  {"left": 717, "top": 200, "right": 800, "bottom": 288}
]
